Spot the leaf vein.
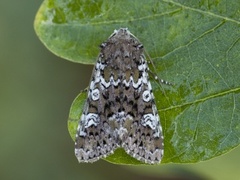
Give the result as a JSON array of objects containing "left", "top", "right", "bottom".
[
  {"left": 162, "top": 0, "right": 240, "bottom": 24},
  {"left": 160, "top": 20, "right": 226, "bottom": 59},
  {"left": 161, "top": 87, "right": 240, "bottom": 112}
]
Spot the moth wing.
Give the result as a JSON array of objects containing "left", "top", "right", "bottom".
[
  {"left": 75, "top": 61, "right": 118, "bottom": 163},
  {"left": 122, "top": 79, "right": 164, "bottom": 164}
]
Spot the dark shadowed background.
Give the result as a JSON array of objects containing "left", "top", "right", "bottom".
[{"left": 0, "top": 1, "right": 239, "bottom": 179}]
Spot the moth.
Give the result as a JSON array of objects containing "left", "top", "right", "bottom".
[{"left": 75, "top": 28, "right": 164, "bottom": 164}]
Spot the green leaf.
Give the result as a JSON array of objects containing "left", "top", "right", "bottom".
[{"left": 35, "top": 0, "right": 240, "bottom": 165}]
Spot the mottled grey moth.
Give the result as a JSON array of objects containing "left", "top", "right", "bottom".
[{"left": 75, "top": 28, "right": 164, "bottom": 164}]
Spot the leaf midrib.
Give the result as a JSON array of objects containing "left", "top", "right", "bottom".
[{"left": 161, "top": 87, "right": 240, "bottom": 112}]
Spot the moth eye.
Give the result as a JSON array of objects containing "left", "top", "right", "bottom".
[
  {"left": 142, "top": 90, "right": 151, "bottom": 102},
  {"left": 91, "top": 88, "right": 100, "bottom": 101}
]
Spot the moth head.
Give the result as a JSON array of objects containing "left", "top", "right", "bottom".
[{"left": 109, "top": 28, "right": 131, "bottom": 41}]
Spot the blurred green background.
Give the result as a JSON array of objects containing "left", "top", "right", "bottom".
[{"left": 1, "top": 0, "right": 240, "bottom": 179}]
